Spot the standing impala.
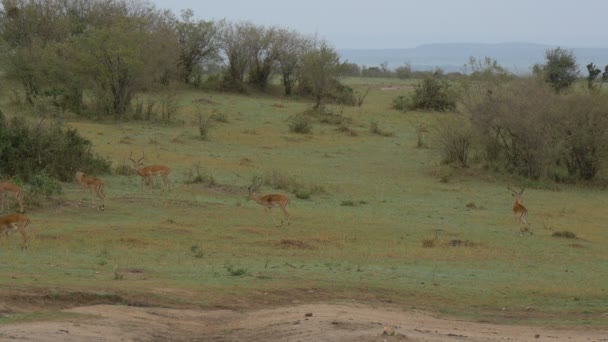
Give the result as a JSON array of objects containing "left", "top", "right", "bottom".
[
  {"left": 75, "top": 171, "right": 105, "bottom": 211},
  {"left": 129, "top": 152, "right": 171, "bottom": 191},
  {"left": 0, "top": 181, "right": 25, "bottom": 213},
  {"left": 508, "top": 185, "right": 531, "bottom": 236},
  {"left": 248, "top": 177, "right": 290, "bottom": 227},
  {"left": 0, "top": 213, "right": 31, "bottom": 250}
]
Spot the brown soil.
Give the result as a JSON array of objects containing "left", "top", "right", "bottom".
[{"left": 1, "top": 303, "right": 606, "bottom": 341}]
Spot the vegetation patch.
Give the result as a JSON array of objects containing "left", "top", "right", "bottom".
[
  {"left": 552, "top": 231, "right": 577, "bottom": 239},
  {"left": 446, "top": 239, "right": 478, "bottom": 247},
  {"left": 274, "top": 239, "right": 317, "bottom": 250}
]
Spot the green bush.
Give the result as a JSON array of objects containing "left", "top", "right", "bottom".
[
  {"left": 288, "top": 115, "right": 313, "bottom": 134},
  {"left": 392, "top": 95, "right": 410, "bottom": 112},
  {"left": 409, "top": 77, "right": 457, "bottom": 111},
  {"left": 0, "top": 110, "right": 110, "bottom": 183}
]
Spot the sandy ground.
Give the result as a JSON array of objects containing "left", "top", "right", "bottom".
[{"left": 1, "top": 303, "right": 607, "bottom": 342}]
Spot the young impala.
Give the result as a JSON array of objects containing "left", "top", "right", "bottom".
[
  {"left": 75, "top": 171, "right": 106, "bottom": 211},
  {"left": 0, "top": 181, "right": 25, "bottom": 213},
  {"left": 508, "top": 185, "right": 531, "bottom": 236},
  {"left": 248, "top": 177, "right": 290, "bottom": 227},
  {"left": 0, "top": 213, "right": 31, "bottom": 250},
  {"left": 129, "top": 152, "right": 171, "bottom": 191}
]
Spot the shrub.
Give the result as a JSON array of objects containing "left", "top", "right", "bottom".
[
  {"left": 434, "top": 115, "right": 475, "bottom": 167},
  {"left": 226, "top": 265, "right": 247, "bottom": 276},
  {"left": 197, "top": 114, "right": 212, "bottom": 140},
  {"left": 392, "top": 95, "right": 410, "bottom": 112},
  {"left": 369, "top": 121, "right": 394, "bottom": 137},
  {"left": 288, "top": 114, "right": 313, "bottom": 134},
  {"left": 0, "top": 111, "right": 110, "bottom": 183},
  {"left": 184, "top": 164, "right": 216, "bottom": 186},
  {"left": 421, "top": 238, "right": 436, "bottom": 248},
  {"left": 409, "top": 77, "right": 457, "bottom": 111},
  {"left": 552, "top": 231, "right": 577, "bottom": 239},
  {"left": 469, "top": 78, "right": 608, "bottom": 180}
]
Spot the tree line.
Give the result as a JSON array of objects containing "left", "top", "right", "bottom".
[{"left": 0, "top": 0, "right": 354, "bottom": 118}]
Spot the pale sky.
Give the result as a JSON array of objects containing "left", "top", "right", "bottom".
[{"left": 150, "top": 0, "right": 608, "bottom": 49}]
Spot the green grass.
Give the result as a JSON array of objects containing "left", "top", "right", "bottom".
[{"left": 0, "top": 79, "right": 607, "bottom": 326}]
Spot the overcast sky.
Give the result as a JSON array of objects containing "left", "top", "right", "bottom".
[{"left": 150, "top": 0, "right": 607, "bottom": 49}]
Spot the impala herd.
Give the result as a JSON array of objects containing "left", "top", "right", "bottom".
[{"left": 0, "top": 152, "right": 533, "bottom": 250}]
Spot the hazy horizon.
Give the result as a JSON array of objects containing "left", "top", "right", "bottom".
[{"left": 151, "top": 0, "right": 608, "bottom": 49}]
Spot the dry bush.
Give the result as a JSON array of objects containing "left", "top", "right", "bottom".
[
  {"left": 552, "top": 231, "right": 577, "bottom": 239},
  {"left": 434, "top": 115, "right": 475, "bottom": 167},
  {"left": 369, "top": 121, "right": 394, "bottom": 137},
  {"left": 421, "top": 238, "right": 436, "bottom": 248},
  {"left": 469, "top": 78, "right": 608, "bottom": 181}
]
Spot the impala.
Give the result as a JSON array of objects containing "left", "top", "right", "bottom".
[
  {"left": 0, "top": 181, "right": 25, "bottom": 213},
  {"left": 129, "top": 152, "right": 171, "bottom": 191},
  {"left": 0, "top": 213, "right": 31, "bottom": 250},
  {"left": 248, "top": 177, "right": 290, "bottom": 227},
  {"left": 508, "top": 185, "right": 531, "bottom": 236},
  {"left": 75, "top": 171, "right": 105, "bottom": 211}
]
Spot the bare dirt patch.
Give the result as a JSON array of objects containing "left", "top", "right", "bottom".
[{"left": 0, "top": 303, "right": 606, "bottom": 341}]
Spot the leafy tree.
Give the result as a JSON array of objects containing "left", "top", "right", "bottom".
[
  {"left": 299, "top": 41, "right": 341, "bottom": 109},
  {"left": 586, "top": 62, "right": 601, "bottom": 89},
  {"left": 601, "top": 65, "right": 608, "bottom": 89},
  {"left": 245, "top": 25, "right": 280, "bottom": 89},
  {"left": 75, "top": 12, "right": 177, "bottom": 117},
  {"left": 218, "top": 21, "right": 251, "bottom": 91},
  {"left": 175, "top": 9, "right": 219, "bottom": 84},
  {"left": 534, "top": 47, "right": 579, "bottom": 92},
  {"left": 275, "top": 29, "right": 310, "bottom": 95}
]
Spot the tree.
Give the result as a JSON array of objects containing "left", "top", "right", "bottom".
[
  {"left": 75, "top": 13, "right": 177, "bottom": 117},
  {"left": 175, "top": 9, "right": 219, "bottom": 84},
  {"left": 218, "top": 21, "right": 251, "bottom": 91},
  {"left": 586, "top": 62, "right": 601, "bottom": 89},
  {"left": 245, "top": 25, "right": 280, "bottom": 89},
  {"left": 275, "top": 29, "right": 311, "bottom": 95},
  {"left": 299, "top": 41, "right": 341, "bottom": 109},
  {"left": 534, "top": 47, "right": 579, "bottom": 92},
  {"left": 601, "top": 65, "right": 608, "bottom": 89}
]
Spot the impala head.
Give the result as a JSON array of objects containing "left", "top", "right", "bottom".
[
  {"left": 508, "top": 185, "right": 525, "bottom": 202},
  {"left": 75, "top": 171, "right": 85, "bottom": 182},
  {"left": 128, "top": 151, "right": 145, "bottom": 171}
]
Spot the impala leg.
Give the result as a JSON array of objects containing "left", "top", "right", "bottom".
[
  {"left": 19, "top": 226, "right": 28, "bottom": 250},
  {"left": 162, "top": 175, "right": 171, "bottom": 191},
  {"left": 280, "top": 206, "right": 290, "bottom": 226},
  {"left": 1, "top": 193, "right": 4, "bottom": 211},
  {"left": 16, "top": 191, "right": 24, "bottom": 213},
  {"left": 265, "top": 207, "right": 279, "bottom": 227}
]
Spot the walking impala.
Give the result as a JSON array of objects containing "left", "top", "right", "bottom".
[
  {"left": 75, "top": 171, "right": 106, "bottom": 211},
  {"left": 508, "top": 185, "right": 531, "bottom": 236},
  {"left": 0, "top": 181, "right": 25, "bottom": 213},
  {"left": 0, "top": 213, "right": 31, "bottom": 250},
  {"left": 248, "top": 177, "right": 290, "bottom": 227},
  {"left": 129, "top": 152, "right": 171, "bottom": 191}
]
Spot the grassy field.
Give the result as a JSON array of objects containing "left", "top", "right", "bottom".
[{"left": 1, "top": 77, "right": 607, "bottom": 327}]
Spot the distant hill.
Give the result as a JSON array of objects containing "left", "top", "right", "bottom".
[{"left": 338, "top": 43, "right": 608, "bottom": 74}]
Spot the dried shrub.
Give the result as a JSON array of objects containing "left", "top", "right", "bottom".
[
  {"left": 552, "top": 231, "right": 577, "bottom": 239},
  {"left": 421, "top": 238, "right": 436, "bottom": 248}
]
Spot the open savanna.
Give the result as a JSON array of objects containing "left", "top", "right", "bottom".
[{"left": 1, "top": 77, "right": 607, "bottom": 329}]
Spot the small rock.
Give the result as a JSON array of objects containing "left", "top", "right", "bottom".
[
  {"left": 535, "top": 334, "right": 540, "bottom": 338},
  {"left": 305, "top": 312, "right": 313, "bottom": 317}
]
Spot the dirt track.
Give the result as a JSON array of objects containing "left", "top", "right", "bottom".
[{"left": 1, "top": 303, "right": 607, "bottom": 341}]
